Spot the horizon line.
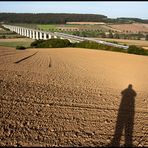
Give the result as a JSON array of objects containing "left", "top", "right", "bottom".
[{"left": 0, "top": 12, "right": 147, "bottom": 20}]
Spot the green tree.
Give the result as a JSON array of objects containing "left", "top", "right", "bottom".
[
  {"left": 108, "top": 32, "right": 113, "bottom": 38},
  {"left": 145, "top": 34, "right": 148, "bottom": 41},
  {"left": 100, "top": 32, "right": 106, "bottom": 38},
  {"left": 114, "top": 33, "right": 120, "bottom": 39}
]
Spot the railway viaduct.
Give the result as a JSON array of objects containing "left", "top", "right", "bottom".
[
  {"left": 2, "top": 24, "right": 84, "bottom": 43},
  {"left": 2, "top": 24, "right": 129, "bottom": 49}
]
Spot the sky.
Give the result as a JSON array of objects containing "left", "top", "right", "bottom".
[{"left": 0, "top": 1, "right": 148, "bottom": 19}]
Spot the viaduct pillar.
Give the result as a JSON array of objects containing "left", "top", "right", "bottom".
[
  {"left": 39, "top": 32, "right": 43, "bottom": 40},
  {"left": 44, "top": 33, "right": 47, "bottom": 40},
  {"left": 48, "top": 34, "right": 51, "bottom": 39},
  {"left": 36, "top": 31, "right": 39, "bottom": 40},
  {"left": 32, "top": 30, "right": 35, "bottom": 39},
  {"left": 29, "top": 30, "right": 32, "bottom": 38},
  {"left": 26, "top": 29, "right": 29, "bottom": 37}
]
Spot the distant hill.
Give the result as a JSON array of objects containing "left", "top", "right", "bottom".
[
  {"left": 0, "top": 13, "right": 107, "bottom": 24},
  {"left": 116, "top": 17, "right": 148, "bottom": 23},
  {"left": 0, "top": 13, "right": 148, "bottom": 24}
]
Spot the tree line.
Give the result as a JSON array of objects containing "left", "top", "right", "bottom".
[
  {"left": 0, "top": 13, "right": 148, "bottom": 24},
  {"left": 29, "top": 38, "right": 148, "bottom": 56},
  {"left": 0, "top": 13, "right": 107, "bottom": 24}
]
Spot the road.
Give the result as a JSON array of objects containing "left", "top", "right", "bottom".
[{"left": 54, "top": 32, "right": 129, "bottom": 49}]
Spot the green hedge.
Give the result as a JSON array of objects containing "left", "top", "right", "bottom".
[
  {"left": 73, "top": 40, "right": 126, "bottom": 53},
  {"left": 127, "top": 45, "right": 148, "bottom": 55},
  {"left": 30, "top": 39, "right": 148, "bottom": 56},
  {"left": 16, "top": 46, "right": 26, "bottom": 50},
  {"left": 0, "top": 35, "right": 6, "bottom": 39},
  {"left": 30, "top": 39, "right": 45, "bottom": 47},
  {"left": 31, "top": 39, "right": 71, "bottom": 48}
]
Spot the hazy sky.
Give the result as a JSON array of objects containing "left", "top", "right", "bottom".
[{"left": 0, "top": 1, "right": 148, "bottom": 19}]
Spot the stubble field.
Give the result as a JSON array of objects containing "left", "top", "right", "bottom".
[
  {"left": 92, "top": 37, "right": 148, "bottom": 49},
  {"left": 110, "top": 23, "right": 148, "bottom": 33},
  {"left": 0, "top": 38, "right": 34, "bottom": 47},
  {"left": 0, "top": 46, "right": 147, "bottom": 147}
]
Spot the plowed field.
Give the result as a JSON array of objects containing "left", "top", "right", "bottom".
[{"left": 0, "top": 46, "right": 147, "bottom": 147}]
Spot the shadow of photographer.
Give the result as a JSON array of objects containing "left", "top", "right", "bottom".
[{"left": 110, "top": 84, "right": 137, "bottom": 147}]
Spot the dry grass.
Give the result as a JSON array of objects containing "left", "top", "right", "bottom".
[
  {"left": 93, "top": 37, "right": 148, "bottom": 48},
  {"left": 110, "top": 23, "right": 148, "bottom": 33},
  {"left": 0, "top": 38, "right": 34, "bottom": 47},
  {"left": 0, "top": 38, "right": 34, "bottom": 42},
  {"left": 66, "top": 22, "right": 106, "bottom": 25},
  {"left": 143, "top": 47, "right": 148, "bottom": 50}
]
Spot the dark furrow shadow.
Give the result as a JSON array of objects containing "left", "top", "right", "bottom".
[
  {"left": 109, "top": 84, "right": 137, "bottom": 147},
  {"left": 14, "top": 51, "right": 38, "bottom": 64},
  {"left": 49, "top": 57, "right": 52, "bottom": 67}
]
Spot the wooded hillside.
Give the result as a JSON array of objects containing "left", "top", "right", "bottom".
[{"left": 0, "top": 13, "right": 107, "bottom": 24}]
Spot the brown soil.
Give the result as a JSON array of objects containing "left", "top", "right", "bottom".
[
  {"left": 0, "top": 46, "right": 147, "bottom": 147},
  {"left": 110, "top": 23, "right": 148, "bottom": 33}
]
